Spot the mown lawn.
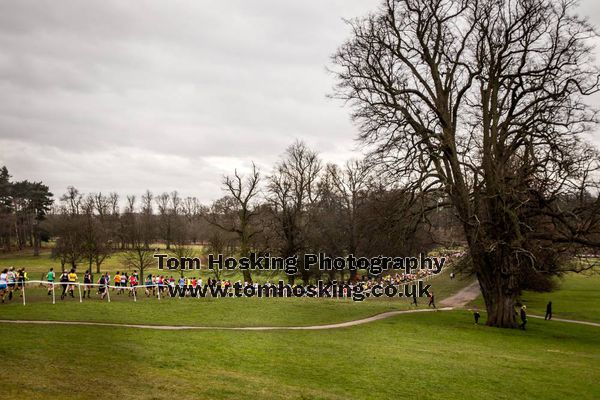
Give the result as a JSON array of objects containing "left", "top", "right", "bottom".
[
  {"left": 0, "top": 247, "right": 471, "bottom": 327},
  {"left": 0, "top": 247, "right": 469, "bottom": 287},
  {"left": 520, "top": 273, "right": 600, "bottom": 323},
  {"left": 0, "top": 295, "right": 411, "bottom": 327},
  {"left": 0, "top": 263, "right": 468, "bottom": 327},
  {"left": 469, "top": 272, "right": 600, "bottom": 323},
  {"left": 0, "top": 311, "right": 598, "bottom": 399}
]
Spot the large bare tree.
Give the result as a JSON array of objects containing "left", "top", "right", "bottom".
[
  {"left": 204, "top": 163, "right": 261, "bottom": 283},
  {"left": 333, "top": 0, "right": 600, "bottom": 327},
  {"left": 268, "top": 141, "right": 322, "bottom": 283}
]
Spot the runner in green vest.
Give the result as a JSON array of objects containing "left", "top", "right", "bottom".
[{"left": 46, "top": 268, "right": 55, "bottom": 296}]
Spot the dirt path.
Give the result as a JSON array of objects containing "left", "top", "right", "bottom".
[
  {"left": 1, "top": 281, "right": 597, "bottom": 330},
  {"left": 0, "top": 307, "right": 453, "bottom": 331},
  {"left": 527, "top": 315, "right": 600, "bottom": 327},
  {"left": 439, "top": 280, "right": 481, "bottom": 308}
]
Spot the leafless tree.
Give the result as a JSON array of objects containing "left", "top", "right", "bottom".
[
  {"left": 332, "top": 0, "right": 600, "bottom": 327},
  {"left": 203, "top": 163, "right": 262, "bottom": 282},
  {"left": 328, "top": 160, "right": 372, "bottom": 268},
  {"left": 123, "top": 216, "right": 155, "bottom": 281},
  {"left": 268, "top": 141, "right": 322, "bottom": 283}
]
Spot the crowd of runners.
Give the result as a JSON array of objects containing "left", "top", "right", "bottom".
[
  {"left": 1, "top": 264, "right": 552, "bottom": 329},
  {"left": 0, "top": 267, "right": 29, "bottom": 302},
  {"left": 1, "top": 266, "right": 440, "bottom": 303}
]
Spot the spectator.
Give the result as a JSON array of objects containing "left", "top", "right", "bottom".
[
  {"left": 519, "top": 305, "right": 527, "bottom": 330},
  {"left": 545, "top": 301, "right": 553, "bottom": 320}
]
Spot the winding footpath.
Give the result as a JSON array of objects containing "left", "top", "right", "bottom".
[{"left": 0, "top": 281, "right": 597, "bottom": 330}]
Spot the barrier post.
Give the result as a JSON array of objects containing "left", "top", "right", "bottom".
[
  {"left": 157, "top": 284, "right": 161, "bottom": 301},
  {"left": 133, "top": 287, "right": 137, "bottom": 302},
  {"left": 22, "top": 282, "right": 26, "bottom": 306},
  {"left": 106, "top": 285, "right": 111, "bottom": 303},
  {"left": 52, "top": 282, "right": 56, "bottom": 304},
  {"left": 78, "top": 283, "right": 82, "bottom": 303}
]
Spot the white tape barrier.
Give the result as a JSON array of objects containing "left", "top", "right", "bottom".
[
  {"left": 2, "top": 280, "right": 164, "bottom": 305},
  {"left": 2, "top": 274, "right": 436, "bottom": 305}
]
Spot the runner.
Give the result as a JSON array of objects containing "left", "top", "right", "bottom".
[
  {"left": 128, "top": 271, "right": 138, "bottom": 297},
  {"left": 120, "top": 272, "right": 128, "bottom": 294},
  {"left": 46, "top": 268, "right": 55, "bottom": 295},
  {"left": 17, "top": 268, "right": 28, "bottom": 297},
  {"left": 145, "top": 274, "right": 154, "bottom": 297},
  {"left": 17, "top": 268, "right": 25, "bottom": 291},
  {"left": 97, "top": 273, "right": 108, "bottom": 300},
  {"left": 83, "top": 270, "right": 93, "bottom": 299},
  {"left": 7, "top": 267, "right": 16, "bottom": 300},
  {"left": 428, "top": 292, "right": 436, "bottom": 309},
  {"left": 0, "top": 269, "right": 8, "bottom": 303},
  {"left": 59, "top": 269, "right": 69, "bottom": 300},
  {"left": 67, "top": 269, "right": 78, "bottom": 298},
  {"left": 156, "top": 275, "right": 163, "bottom": 293},
  {"left": 113, "top": 271, "right": 121, "bottom": 293}
]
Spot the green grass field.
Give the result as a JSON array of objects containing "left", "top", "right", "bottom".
[
  {"left": 0, "top": 296, "right": 410, "bottom": 326},
  {"left": 520, "top": 273, "right": 600, "bottom": 322},
  {"left": 1, "top": 311, "right": 598, "bottom": 399},
  {"left": 468, "top": 272, "right": 600, "bottom": 323},
  {"left": 0, "top": 247, "right": 211, "bottom": 280},
  {"left": 0, "top": 268, "right": 463, "bottom": 326},
  {"left": 1, "top": 249, "right": 599, "bottom": 399},
  {"left": 0, "top": 246, "right": 358, "bottom": 284}
]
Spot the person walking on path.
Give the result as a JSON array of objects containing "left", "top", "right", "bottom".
[
  {"left": 473, "top": 310, "right": 481, "bottom": 324},
  {"left": 519, "top": 305, "right": 528, "bottom": 330},
  {"left": 428, "top": 292, "right": 436, "bottom": 309},
  {"left": 545, "top": 301, "right": 553, "bottom": 320}
]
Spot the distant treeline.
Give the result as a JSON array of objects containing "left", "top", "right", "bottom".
[
  {"left": 0, "top": 166, "right": 53, "bottom": 255},
  {"left": 0, "top": 141, "right": 463, "bottom": 283}
]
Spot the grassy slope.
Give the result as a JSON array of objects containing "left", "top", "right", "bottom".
[
  {"left": 520, "top": 273, "right": 600, "bottom": 322},
  {"left": 0, "top": 250, "right": 471, "bottom": 327},
  {"left": 0, "top": 296, "right": 408, "bottom": 327},
  {"left": 1, "top": 251, "right": 598, "bottom": 399},
  {"left": 469, "top": 272, "right": 600, "bottom": 323},
  {"left": 1, "top": 311, "right": 598, "bottom": 400},
  {"left": 0, "top": 247, "right": 472, "bottom": 285}
]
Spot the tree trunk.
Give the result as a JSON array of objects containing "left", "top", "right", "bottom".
[
  {"left": 470, "top": 245, "right": 519, "bottom": 328},
  {"left": 33, "top": 224, "right": 40, "bottom": 256},
  {"left": 239, "top": 241, "right": 253, "bottom": 284}
]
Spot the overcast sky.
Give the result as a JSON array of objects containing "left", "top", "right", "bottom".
[{"left": 1, "top": 0, "right": 599, "bottom": 205}]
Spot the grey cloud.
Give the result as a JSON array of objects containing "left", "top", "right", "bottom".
[{"left": 1, "top": 0, "right": 598, "bottom": 203}]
